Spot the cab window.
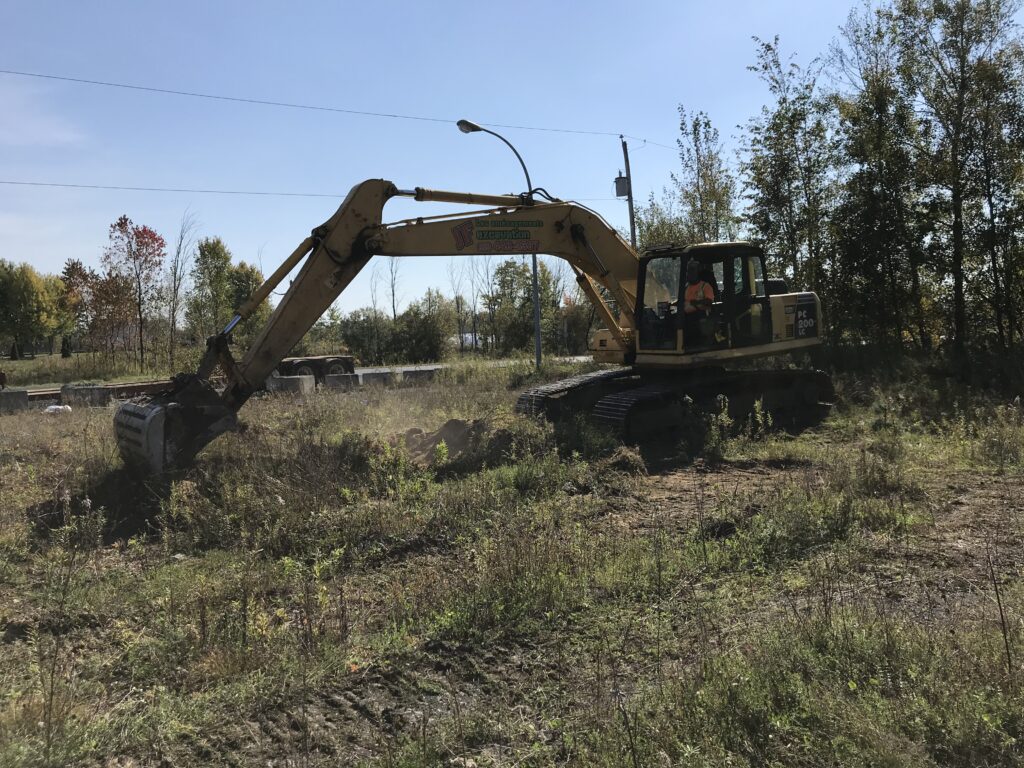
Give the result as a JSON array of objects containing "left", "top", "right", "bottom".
[
  {"left": 752, "top": 257, "right": 766, "bottom": 297},
  {"left": 733, "top": 256, "right": 747, "bottom": 296},
  {"left": 639, "top": 256, "right": 681, "bottom": 351}
]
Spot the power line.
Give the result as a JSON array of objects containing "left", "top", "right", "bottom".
[
  {"left": 0, "top": 180, "right": 340, "bottom": 197},
  {"left": 0, "top": 179, "right": 626, "bottom": 202},
  {"left": 0, "top": 68, "right": 676, "bottom": 150}
]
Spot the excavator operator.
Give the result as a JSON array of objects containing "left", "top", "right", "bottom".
[{"left": 683, "top": 259, "right": 715, "bottom": 346}]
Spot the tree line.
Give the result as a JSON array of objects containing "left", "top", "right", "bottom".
[
  {"left": 639, "top": 0, "right": 1024, "bottom": 364},
  {"left": 0, "top": 213, "right": 597, "bottom": 369},
  {"left": 302, "top": 257, "right": 597, "bottom": 365},
  {"left": 9, "top": 0, "right": 1019, "bottom": 370},
  {"left": 0, "top": 212, "right": 272, "bottom": 370}
]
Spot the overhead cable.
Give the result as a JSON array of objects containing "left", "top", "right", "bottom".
[
  {"left": 0, "top": 69, "right": 675, "bottom": 150},
  {"left": 0, "top": 179, "right": 625, "bottom": 202}
]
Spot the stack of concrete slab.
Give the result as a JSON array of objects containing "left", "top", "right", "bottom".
[
  {"left": 0, "top": 389, "right": 29, "bottom": 414},
  {"left": 265, "top": 375, "right": 315, "bottom": 394},
  {"left": 61, "top": 384, "right": 111, "bottom": 407},
  {"left": 324, "top": 373, "right": 359, "bottom": 391},
  {"left": 400, "top": 368, "right": 440, "bottom": 385},
  {"left": 360, "top": 371, "right": 393, "bottom": 387}
]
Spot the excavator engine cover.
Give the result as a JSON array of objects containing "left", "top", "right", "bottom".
[{"left": 114, "top": 376, "right": 238, "bottom": 473}]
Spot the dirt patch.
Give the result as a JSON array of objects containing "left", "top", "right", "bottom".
[{"left": 403, "top": 419, "right": 489, "bottom": 467}]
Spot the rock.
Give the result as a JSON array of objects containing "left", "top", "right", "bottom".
[
  {"left": 0, "top": 389, "right": 29, "bottom": 414},
  {"left": 265, "top": 375, "right": 315, "bottom": 395},
  {"left": 360, "top": 371, "right": 393, "bottom": 387},
  {"left": 324, "top": 373, "right": 359, "bottom": 391},
  {"left": 61, "top": 384, "right": 111, "bottom": 407},
  {"left": 400, "top": 368, "right": 439, "bottom": 385}
]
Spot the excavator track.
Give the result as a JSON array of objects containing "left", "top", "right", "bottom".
[
  {"left": 591, "top": 383, "right": 683, "bottom": 441},
  {"left": 514, "top": 368, "right": 632, "bottom": 420},
  {"left": 517, "top": 366, "right": 834, "bottom": 440}
]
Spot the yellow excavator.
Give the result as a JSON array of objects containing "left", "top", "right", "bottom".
[{"left": 115, "top": 179, "right": 831, "bottom": 472}]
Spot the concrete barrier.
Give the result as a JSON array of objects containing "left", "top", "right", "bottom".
[
  {"left": 61, "top": 384, "right": 111, "bottom": 407},
  {"left": 265, "top": 375, "right": 316, "bottom": 395},
  {"left": 324, "top": 373, "right": 359, "bottom": 391},
  {"left": 400, "top": 368, "right": 439, "bottom": 385},
  {"left": 0, "top": 389, "right": 29, "bottom": 414},
  {"left": 360, "top": 371, "right": 393, "bottom": 387}
]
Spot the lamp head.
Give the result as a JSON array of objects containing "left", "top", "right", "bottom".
[{"left": 457, "top": 119, "right": 483, "bottom": 134}]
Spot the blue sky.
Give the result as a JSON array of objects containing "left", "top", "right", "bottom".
[{"left": 2, "top": 0, "right": 857, "bottom": 312}]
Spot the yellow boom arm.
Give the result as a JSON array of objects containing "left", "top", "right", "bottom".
[
  {"left": 226, "top": 179, "right": 638, "bottom": 404},
  {"left": 115, "top": 178, "right": 643, "bottom": 472}
]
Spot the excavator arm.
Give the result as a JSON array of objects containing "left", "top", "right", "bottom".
[{"left": 115, "top": 178, "right": 640, "bottom": 472}]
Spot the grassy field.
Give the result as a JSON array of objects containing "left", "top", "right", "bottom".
[
  {"left": 1, "top": 359, "right": 1022, "bottom": 766},
  {"left": 0, "top": 352, "right": 192, "bottom": 389}
]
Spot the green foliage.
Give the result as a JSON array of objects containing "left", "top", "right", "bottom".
[
  {"left": 0, "top": 260, "right": 64, "bottom": 357},
  {"left": 574, "top": 607, "right": 1024, "bottom": 767},
  {"left": 185, "top": 236, "right": 233, "bottom": 340}
]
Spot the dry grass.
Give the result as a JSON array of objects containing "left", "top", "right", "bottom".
[{"left": 0, "top": 365, "right": 1022, "bottom": 766}]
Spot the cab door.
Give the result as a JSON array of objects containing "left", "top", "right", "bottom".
[
  {"left": 729, "top": 252, "right": 771, "bottom": 347},
  {"left": 636, "top": 254, "right": 682, "bottom": 353}
]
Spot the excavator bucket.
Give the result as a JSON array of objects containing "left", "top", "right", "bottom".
[
  {"left": 114, "top": 401, "right": 170, "bottom": 473},
  {"left": 114, "top": 376, "right": 239, "bottom": 474}
]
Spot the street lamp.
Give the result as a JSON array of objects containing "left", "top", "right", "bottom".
[{"left": 457, "top": 118, "right": 542, "bottom": 368}]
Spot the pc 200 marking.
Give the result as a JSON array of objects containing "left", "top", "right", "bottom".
[{"left": 795, "top": 296, "right": 818, "bottom": 338}]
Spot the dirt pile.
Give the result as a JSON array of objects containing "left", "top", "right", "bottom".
[{"left": 403, "top": 418, "right": 490, "bottom": 467}]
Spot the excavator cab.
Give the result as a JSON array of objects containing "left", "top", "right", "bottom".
[{"left": 635, "top": 242, "right": 778, "bottom": 358}]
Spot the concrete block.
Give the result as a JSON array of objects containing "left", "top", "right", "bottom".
[
  {"left": 61, "top": 384, "right": 111, "bottom": 407},
  {"left": 0, "top": 389, "right": 29, "bottom": 414},
  {"left": 265, "top": 375, "right": 316, "bottom": 395},
  {"left": 324, "top": 373, "right": 359, "bottom": 391},
  {"left": 400, "top": 368, "right": 438, "bottom": 385},
  {"left": 360, "top": 371, "right": 393, "bottom": 387}
]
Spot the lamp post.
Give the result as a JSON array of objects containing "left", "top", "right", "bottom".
[{"left": 457, "top": 119, "right": 542, "bottom": 368}]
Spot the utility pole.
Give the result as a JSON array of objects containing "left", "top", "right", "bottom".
[
  {"left": 619, "top": 135, "right": 637, "bottom": 250},
  {"left": 531, "top": 253, "right": 542, "bottom": 367}
]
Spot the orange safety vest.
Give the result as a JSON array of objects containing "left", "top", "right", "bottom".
[{"left": 683, "top": 281, "right": 714, "bottom": 314}]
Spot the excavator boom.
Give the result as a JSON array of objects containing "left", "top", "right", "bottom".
[{"left": 114, "top": 179, "right": 641, "bottom": 472}]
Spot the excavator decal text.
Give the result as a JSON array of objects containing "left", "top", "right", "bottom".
[
  {"left": 479, "top": 238, "right": 542, "bottom": 253},
  {"left": 451, "top": 218, "right": 544, "bottom": 254}
]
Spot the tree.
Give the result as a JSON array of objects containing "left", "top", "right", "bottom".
[
  {"left": 0, "top": 261, "right": 61, "bottom": 358},
  {"left": 892, "top": 0, "right": 1022, "bottom": 356},
  {"left": 103, "top": 215, "right": 166, "bottom": 368},
  {"left": 186, "top": 237, "right": 233, "bottom": 340},
  {"left": 634, "top": 191, "right": 691, "bottom": 252},
  {"left": 387, "top": 257, "right": 401, "bottom": 321},
  {"left": 674, "top": 108, "right": 740, "bottom": 242},
  {"left": 481, "top": 258, "right": 565, "bottom": 356},
  {"left": 166, "top": 209, "right": 199, "bottom": 367},
  {"left": 394, "top": 289, "right": 456, "bottom": 362},
  {"left": 448, "top": 260, "right": 470, "bottom": 353},
  {"left": 742, "top": 37, "right": 835, "bottom": 294},
  {"left": 633, "top": 109, "right": 738, "bottom": 252},
  {"left": 91, "top": 271, "right": 134, "bottom": 359},
  {"left": 60, "top": 259, "right": 95, "bottom": 353},
  {"left": 829, "top": 2, "right": 929, "bottom": 347},
  {"left": 227, "top": 261, "right": 271, "bottom": 346}
]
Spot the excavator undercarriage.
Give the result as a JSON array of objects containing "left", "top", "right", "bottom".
[{"left": 515, "top": 366, "right": 833, "bottom": 442}]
